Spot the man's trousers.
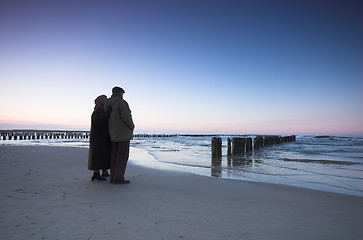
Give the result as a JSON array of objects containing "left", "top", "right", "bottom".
[{"left": 110, "top": 141, "right": 130, "bottom": 182}]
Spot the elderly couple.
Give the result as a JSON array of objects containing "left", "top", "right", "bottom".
[{"left": 88, "top": 86, "right": 135, "bottom": 184}]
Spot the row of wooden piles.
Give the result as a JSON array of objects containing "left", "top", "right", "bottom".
[
  {"left": 133, "top": 134, "right": 177, "bottom": 138},
  {"left": 1, "top": 132, "right": 189, "bottom": 140},
  {"left": 1, "top": 132, "right": 207, "bottom": 140},
  {"left": 211, "top": 135, "right": 296, "bottom": 157},
  {"left": 1, "top": 132, "right": 89, "bottom": 140}
]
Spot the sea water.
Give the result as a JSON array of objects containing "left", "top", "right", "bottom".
[
  {"left": 2, "top": 134, "right": 363, "bottom": 197},
  {"left": 131, "top": 135, "right": 363, "bottom": 197}
]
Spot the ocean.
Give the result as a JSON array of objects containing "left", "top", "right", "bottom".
[{"left": 2, "top": 134, "right": 362, "bottom": 197}]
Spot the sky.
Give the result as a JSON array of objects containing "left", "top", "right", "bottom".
[{"left": 0, "top": 0, "right": 362, "bottom": 135}]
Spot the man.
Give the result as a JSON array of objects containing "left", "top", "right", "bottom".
[{"left": 107, "top": 86, "right": 135, "bottom": 184}]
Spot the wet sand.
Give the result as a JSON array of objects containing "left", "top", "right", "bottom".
[{"left": 0, "top": 145, "right": 362, "bottom": 240}]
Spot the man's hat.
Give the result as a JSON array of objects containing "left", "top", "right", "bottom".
[{"left": 112, "top": 86, "right": 125, "bottom": 94}]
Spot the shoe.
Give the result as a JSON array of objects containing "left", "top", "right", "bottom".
[
  {"left": 113, "top": 180, "right": 130, "bottom": 184},
  {"left": 102, "top": 171, "right": 110, "bottom": 177},
  {"left": 91, "top": 172, "right": 106, "bottom": 181}
]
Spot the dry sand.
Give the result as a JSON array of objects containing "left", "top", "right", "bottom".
[{"left": 0, "top": 145, "right": 362, "bottom": 240}]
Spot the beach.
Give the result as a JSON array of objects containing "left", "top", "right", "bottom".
[{"left": 0, "top": 145, "right": 362, "bottom": 240}]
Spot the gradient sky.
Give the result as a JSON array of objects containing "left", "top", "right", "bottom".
[{"left": 0, "top": 0, "right": 362, "bottom": 135}]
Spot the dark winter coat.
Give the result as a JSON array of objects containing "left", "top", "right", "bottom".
[
  {"left": 88, "top": 105, "right": 111, "bottom": 170},
  {"left": 107, "top": 94, "right": 135, "bottom": 142}
]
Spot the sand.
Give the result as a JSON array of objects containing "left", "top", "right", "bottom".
[{"left": 0, "top": 145, "right": 362, "bottom": 240}]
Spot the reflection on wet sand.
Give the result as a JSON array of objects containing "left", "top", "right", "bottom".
[
  {"left": 211, "top": 156, "right": 256, "bottom": 178},
  {"left": 211, "top": 157, "right": 222, "bottom": 177}
]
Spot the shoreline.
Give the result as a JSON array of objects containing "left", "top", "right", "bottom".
[
  {"left": 1, "top": 135, "right": 362, "bottom": 197},
  {"left": 0, "top": 145, "right": 362, "bottom": 240}
]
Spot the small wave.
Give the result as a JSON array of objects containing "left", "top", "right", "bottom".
[
  {"left": 150, "top": 146, "right": 180, "bottom": 152},
  {"left": 158, "top": 160, "right": 211, "bottom": 169},
  {"left": 314, "top": 135, "right": 333, "bottom": 139},
  {"left": 283, "top": 158, "right": 357, "bottom": 165},
  {"left": 314, "top": 135, "right": 355, "bottom": 139}
]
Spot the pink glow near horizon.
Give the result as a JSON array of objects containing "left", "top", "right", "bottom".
[{"left": 1, "top": 118, "right": 362, "bottom": 136}]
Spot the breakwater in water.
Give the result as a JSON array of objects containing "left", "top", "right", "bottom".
[
  {"left": 212, "top": 135, "right": 296, "bottom": 157},
  {"left": 0, "top": 131, "right": 189, "bottom": 140},
  {"left": 1, "top": 131, "right": 295, "bottom": 145},
  {"left": 0, "top": 130, "right": 90, "bottom": 140}
]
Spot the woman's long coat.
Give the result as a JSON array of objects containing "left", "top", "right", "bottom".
[{"left": 88, "top": 106, "right": 111, "bottom": 170}]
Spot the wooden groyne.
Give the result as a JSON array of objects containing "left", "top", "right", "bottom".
[
  {"left": 212, "top": 135, "right": 296, "bottom": 157},
  {"left": 0, "top": 131, "right": 185, "bottom": 141},
  {"left": 2, "top": 131, "right": 296, "bottom": 159},
  {"left": 0, "top": 130, "right": 89, "bottom": 140},
  {"left": 211, "top": 137, "right": 222, "bottom": 158},
  {"left": 133, "top": 134, "right": 177, "bottom": 138},
  {"left": 0, "top": 131, "right": 214, "bottom": 140}
]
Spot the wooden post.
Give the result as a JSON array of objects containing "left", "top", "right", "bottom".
[
  {"left": 272, "top": 136, "right": 281, "bottom": 144},
  {"left": 263, "top": 136, "right": 271, "bottom": 146},
  {"left": 232, "top": 137, "right": 246, "bottom": 155},
  {"left": 227, "top": 138, "right": 232, "bottom": 156},
  {"left": 211, "top": 137, "right": 222, "bottom": 158},
  {"left": 246, "top": 137, "right": 252, "bottom": 152},
  {"left": 254, "top": 136, "right": 263, "bottom": 149},
  {"left": 281, "top": 135, "right": 296, "bottom": 143}
]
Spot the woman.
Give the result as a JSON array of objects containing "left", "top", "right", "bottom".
[{"left": 88, "top": 94, "right": 112, "bottom": 181}]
